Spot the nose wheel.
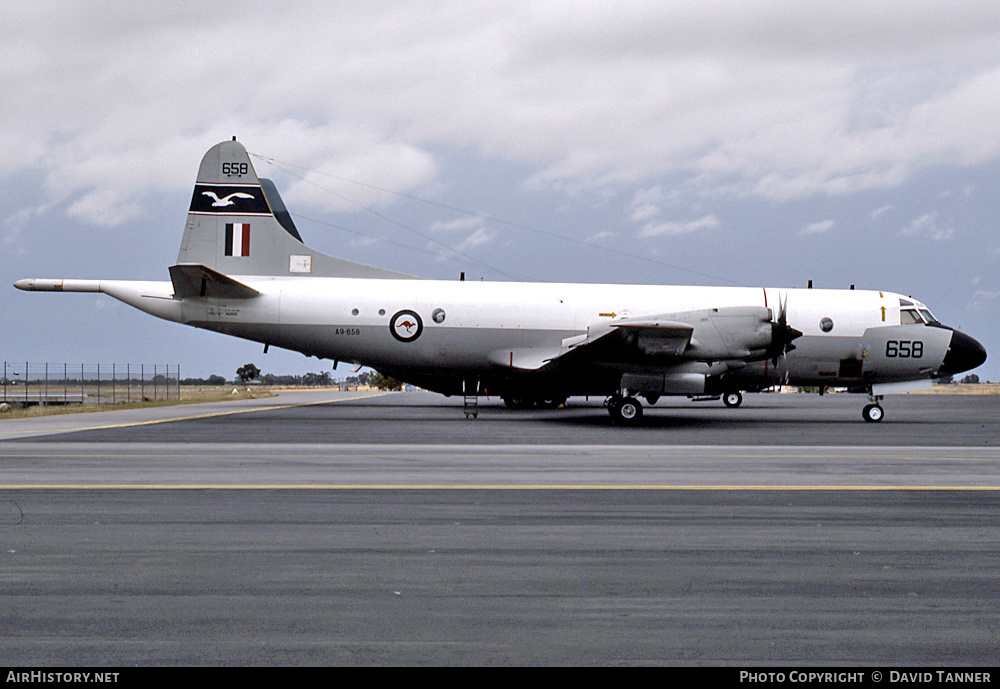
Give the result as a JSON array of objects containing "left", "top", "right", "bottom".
[
  {"left": 862, "top": 392, "right": 885, "bottom": 423},
  {"left": 862, "top": 404, "right": 884, "bottom": 422}
]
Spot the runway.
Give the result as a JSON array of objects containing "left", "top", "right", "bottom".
[{"left": 2, "top": 390, "right": 999, "bottom": 666}]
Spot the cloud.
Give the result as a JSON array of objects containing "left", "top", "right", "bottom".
[
  {"left": 630, "top": 185, "right": 667, "bottom": 222},
  {"left": 278, "top": 138, "right": 439, "bottom": 214},
  {"left": 639, "top": 214, "right": 720, "bottom": 238},
  {"left": 454, "top": 228, "right": 496, "bottom": 252},
  {"left": 3, "top": 1, "right": 1000, "bottom": 229},
  {"left": 631, "top": 202, "right": 661, "bottom": 223},
  {"left": 968, "top": 290, "right": 1000, "bottom": 312},
  {"left": 897, "top": 212, "right": 954, "bottom": 241},
  {"left": 586, "top": 230, "right": 616, "bottom": 243},
  {"left": 800, "top": 219, "right": 836, "bottom": 235},
  {"left": 427, "top": 215, "right": 496, "bottom": 257},
  {"left": 430, "top": 216, "right": 487, "bottom": 233}
]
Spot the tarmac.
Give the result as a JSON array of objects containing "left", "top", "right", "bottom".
[{"left": 2, "top": 390, "right": 999, "bottom": 666}]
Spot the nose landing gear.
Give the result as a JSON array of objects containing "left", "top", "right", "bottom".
[{"left": 862, "top": 392, "right": 884, "bottom": 423}]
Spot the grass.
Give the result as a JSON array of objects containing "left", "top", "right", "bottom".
[
  {"left": 0, "top": 386, "right": 275, "bottom": 420},
  {"left": 923, "top": 383, "right": 1000, "bottom": 395}
]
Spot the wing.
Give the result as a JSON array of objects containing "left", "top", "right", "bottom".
[{"left": 540, "top": 305, "right": 799, "bottom": 370}]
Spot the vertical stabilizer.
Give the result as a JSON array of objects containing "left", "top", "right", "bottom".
[{"left": 176, "top": 139, "right": 415, "bottom": 279}]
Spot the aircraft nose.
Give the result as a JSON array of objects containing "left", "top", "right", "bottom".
[{"left": 939, "top": 329, "right": 987, "bottom": 375}]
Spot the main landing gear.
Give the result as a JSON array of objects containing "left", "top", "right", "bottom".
[
  {"left": 502, "top": 395, "right": 568, "bottom": 410},
  {"left": 606, "top": 394, "right": 643, "bottom": 425},
  {"left": 606, "top": 389, "right": 746, "bottom": 424},
  {"left": 722, "top": 391, "right": 743, "bottom": 408}
]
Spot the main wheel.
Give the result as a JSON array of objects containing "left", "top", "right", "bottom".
[
  {"left": 862, "top": 404, "right": 884, "bottom": 423},
  {"left": 723, "top": 392, "right": 743, "bottom": 408},
  {"left": 609, "top": 396, "right": 643, "bottom": 425}
]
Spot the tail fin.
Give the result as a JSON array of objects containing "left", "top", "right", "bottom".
[{"left": 176, "top": 138, "right": 415, "bottom": 279}]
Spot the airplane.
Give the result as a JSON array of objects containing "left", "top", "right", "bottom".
[{"left": 14, "top": 138, "right": 987, "bottom": 424}]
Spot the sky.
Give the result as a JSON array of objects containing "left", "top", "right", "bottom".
[{"left": 3, "top": 1, "right": 1000, "bottom": 381}]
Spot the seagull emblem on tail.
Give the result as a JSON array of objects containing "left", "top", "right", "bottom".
[{"left": 202, "top": 191, "right": 254, "bottom": 207}]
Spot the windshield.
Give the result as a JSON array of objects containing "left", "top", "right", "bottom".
[{"left": 900, "top": 307, "right": 938, "bottom": 325}]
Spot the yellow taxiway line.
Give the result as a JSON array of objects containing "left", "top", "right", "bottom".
[{"left": 2, "top": 484, "right": 999, "bottom": 490}]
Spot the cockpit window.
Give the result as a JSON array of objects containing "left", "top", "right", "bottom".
[
  {"left": 899, "top": 298, "right": 939, "bottom": 325},
  {"left": 900, "top": 308, "right": 937, "bottom": 325}
]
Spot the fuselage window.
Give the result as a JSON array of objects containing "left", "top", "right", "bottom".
[{"left": 900, "top": 309, "right": 922, "bottom": 325}]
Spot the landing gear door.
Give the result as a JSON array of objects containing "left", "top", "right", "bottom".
[{"left": 862, "top": 325, "right": 951, "bottom": 380}]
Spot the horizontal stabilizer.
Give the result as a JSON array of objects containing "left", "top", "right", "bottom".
[{"left": 169, "top": 264, "right": 260, "bottom": 299}]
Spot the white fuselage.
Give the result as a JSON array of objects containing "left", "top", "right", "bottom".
[{"left": 80, "top": 275, "right": 955, "bottom": 396}]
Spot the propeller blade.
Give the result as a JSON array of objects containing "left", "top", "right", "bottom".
[{"left": 768, "top": 293, "right": 802, "bottom": 365}]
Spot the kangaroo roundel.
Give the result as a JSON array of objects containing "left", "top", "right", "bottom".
[{"left": 390, "top": 310, "right": 423, "bottom": 342}]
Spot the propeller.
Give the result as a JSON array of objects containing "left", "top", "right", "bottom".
[{"left": 767, "top": 293, "right": 803, "bottom": 366}]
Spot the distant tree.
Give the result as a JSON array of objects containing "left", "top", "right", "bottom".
[
  {"left": 236, "top": 363, "right": 261, "bottom": 383},
  {"left": 269, "top": 373, "right": 310, "bottom": 385},
  {"left": 180, "top": 374, "right": 229, "bottom": 386},
  {"left": 961, "top": 373, "right": 981, "bottom": 384},
  {"left": 302, "top": 371, "right": 332, "bottom": 387},
  {"left": 345, "top": 371, "right": 373, "bottom": 387},
  {"left": 369, "top": 371, "right": 402, "bottom": 391}
]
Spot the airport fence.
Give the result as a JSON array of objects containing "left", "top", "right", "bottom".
[{"left": 0, "top": 362, "right": 181, "bottom": 407}]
